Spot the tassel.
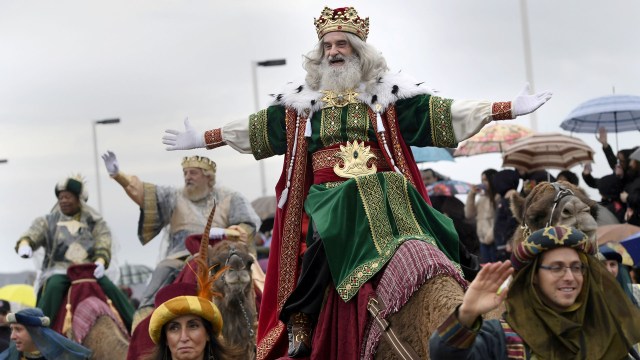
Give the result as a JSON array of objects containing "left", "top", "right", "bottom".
[
  {"left": 372, "top": 104, "right": 401, "bottom": 174},
  {"left": 278, "top": 187, "right": 289, "bottom": 209},
  {"left": 375, "top": 105, "right": 386, "bottom": 133},
  {"left": 62, "top": 303, "right": 72, "bottom": 336},
  {"left": 304, "top": 117, "right": 312, "bottom": 137},
  {"left": 107, "top": 298, "right": 125, "bottom": 328},
  {"left": 279, "top": 112, "right": 304, "bottom": 209}
]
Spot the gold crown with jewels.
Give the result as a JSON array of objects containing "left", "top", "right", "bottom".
[
  {"left": 314, "top": 6, "right": 369, "bottom": 42},
  {"left": 181, "top": 155, "right": 216, "bottom": 173}
]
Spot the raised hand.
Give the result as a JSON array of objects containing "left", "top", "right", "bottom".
[
  {"left": 596, "top": 126, "right": 608, "bottom": 147},
  {"left": 162, "top": 118, "right": 205, "bottom": 151},
  {"left": 93, "top": 261, "right": 105, "bottom": 279},
  {"left": 512, "top": 83, "right": 553, "bottom": 117},
  {"left": 227, "top": 225, "right": 248, "bottom": 243},
  {"left": 101, "top": 150, "right": 119, "bottom": 176},
  {"left": 18, "top": 244, "right": 33, "bottom": 258},
  {"left": 457, "top": 260, "right": 514, "bottom": 327}
]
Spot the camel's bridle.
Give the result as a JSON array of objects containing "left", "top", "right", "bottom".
[{"left": 520, "top": 182, "right": 575, "bottom": 237}]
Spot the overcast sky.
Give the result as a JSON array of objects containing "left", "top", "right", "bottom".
[{"left": 1, "top": 0, "right": 639, "bottom": 278}]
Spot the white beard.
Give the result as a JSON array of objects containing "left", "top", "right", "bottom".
[
  {"left": 319, "top": 55, "right": 362, "bottom": 92},
  {"left": 183, "top": 183, "right": 211, "bottom": 202}
]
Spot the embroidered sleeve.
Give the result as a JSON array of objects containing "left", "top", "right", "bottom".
[
  {"left": 395, "top": 94, "right": 457, "bottom": 148},
  {"left": 434, "top": 306, "right": 482, "bottom": 349},
  {"left": 248, "top": 105, "right": 288, "bottom": 160},
  {"left": 204, "top": 128, "right": 225, "bottom": 150},
  {"left": 491, "top": 101, "right": 514, "bottom": 120}
]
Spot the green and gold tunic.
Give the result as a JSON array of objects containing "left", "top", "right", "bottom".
[{"left": 211, "top": 71, "right": 512, "bottom": 301}]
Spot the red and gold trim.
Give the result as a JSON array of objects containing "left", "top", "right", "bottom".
[
  {"left": 204, "top": 128, "right": 225, "bottom": 150},
  {"left": 370, "top": 106, "right": 422, "bottom": 192},
  {"left": 491, "top": 101, "right": 513, "bottom": 120},
  {"left": 311, "top": 145, "right": 387, "bottom": 173},
  {"left": 277, "top": 109, "right": 308, "bottom": 309},
  {"left": 256, "top": 322, "right": 284, "bottom": 360}
]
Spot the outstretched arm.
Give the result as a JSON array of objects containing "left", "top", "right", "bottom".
[
  {"left": 449, "top": 83, "right": 552, "bottom": 143},
  {"left": 162, "top": 117, "right": 255, "bottom": 154},
  {"left": 101, "top": 150, "right": 144, "bottom": 206},
  {"left": 162, "top": 118, "right": 206, "bottom": 151}
]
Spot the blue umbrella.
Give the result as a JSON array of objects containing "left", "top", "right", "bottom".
[
  {"left": 560, "top": 94, "right": 640, "bottom": 150},
  {"left": 411, "top": 146, "right": 454, "bottom": 163},
  {"left": 619, "top": 231, "right": 640, "bottom": 266}
]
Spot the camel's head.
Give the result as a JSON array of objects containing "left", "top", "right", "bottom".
[
  {"left": 209, "top": 240, "right": 254, "bottom": 303},
  {"left": 510, "top": 181, "right": 598, "bottom": 246}
]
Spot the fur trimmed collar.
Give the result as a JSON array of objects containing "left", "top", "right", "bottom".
[{"left": 270, "top": 71, "right": 435, "bottom": 114}]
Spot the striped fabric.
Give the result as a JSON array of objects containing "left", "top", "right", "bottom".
[
  {"left": 148, "top": 295, "right": 222, "bottom": 344},
  {"left": 433, "top": 308, "right": 479, "bottom": 349},
  {"left": 500, "top": 319, "right": 526, "bottom": 360},
  {"left": 362, "top": 240, "right": 468, "bottom": 359},
  {"left": 502, "top": 132, "right": 594, "bottom": 172},
  {"left": 72, "top": 296, "right": 129, "bottom": 343}
]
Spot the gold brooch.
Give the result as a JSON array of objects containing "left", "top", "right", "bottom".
[
  {"left": 321, "top": 89, "right": 359, "bottom": 108},
  {"left": 334, "top": 140, "right": 377, "bottom": 178}
]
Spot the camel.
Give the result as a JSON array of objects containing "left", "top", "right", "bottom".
[
  {"left": 510, "top": 180, "right": 599, "bottom": 246},
  {"left": 209, "top": 240, "right": 257, "bottom": 359},
  {"left": 78, "top": 306, "right": 130, "bottom": 359},
  {"left": 365, "top": 181, "right": 600, "bottom": 359},
  {"left": 54, "top": 264, "right": 131, "bottom": 360},
  {"left": 364, "top": 241, "right": 467, "bottom": 360},
  {"left": 126, "top": 236, "right": 258, "bottom": 360}
]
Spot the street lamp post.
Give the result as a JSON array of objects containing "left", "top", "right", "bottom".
[
  {"left": 251, "top": 59, "right": 287, "bottom": 197},
  {"left": 92, "top": 118, "right": 120, "bottom": 213}
]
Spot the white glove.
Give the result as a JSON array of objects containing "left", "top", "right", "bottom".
[
  {"left": 93, "top": 261, "right": 105, "bottom": 279},
  {"left": 18, "top": 244, "right": 33, "bottom": 258},
  {"left": 101, "top": 150, "right": 120, "bottom": 176},
  {"left": 162, "top": 118, "right": 205, "bottom": 151},
  {"left": 209, "top": 227, "right": 227, "bottom": 240},
  {"left": 512, "top": 83, "right": 553, "bottom": 117}
]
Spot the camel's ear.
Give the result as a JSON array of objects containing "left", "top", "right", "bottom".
[{"left": 510, "top": 192, "right": 526, "bottom": 224}]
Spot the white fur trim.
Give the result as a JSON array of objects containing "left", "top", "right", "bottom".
[{"left": 270, "top": 71, "right": 436, "bottom": 114}]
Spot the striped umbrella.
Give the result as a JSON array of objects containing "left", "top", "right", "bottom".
[
  {"left": 502, "top": 133, "right": 594, "bottom": 172},
  {"left": 454, "top": 123, "right": 534, "bottom": 156}
]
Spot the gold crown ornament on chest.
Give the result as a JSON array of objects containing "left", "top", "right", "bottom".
[{"left": 334, "top": 140, "right": 377, "bottom": 178}]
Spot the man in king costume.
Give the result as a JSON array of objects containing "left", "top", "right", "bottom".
[
  {"left": 162, "top": 6, "right": 552, "bottom": 359},
  {"left": 102, "top": 152, "right": 262, "bottom": 316},
  {"left": 14, "top": 175, "right": 134, "bottom": 333}
]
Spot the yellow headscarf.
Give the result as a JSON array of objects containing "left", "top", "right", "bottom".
[{"left": 148, "top": 295, "right": 223, "bottom": 344}]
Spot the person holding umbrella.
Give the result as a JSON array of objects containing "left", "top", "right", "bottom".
[{"left": 621, "top": 147, "right": 640, "bottom": 225}]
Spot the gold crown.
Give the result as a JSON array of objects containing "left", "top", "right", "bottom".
[
  {"left": 181, "top": 156, "right": 216, "bottom": 173},
  {"left": 314, "top": 6, "right": 369, "bottom": 42}
]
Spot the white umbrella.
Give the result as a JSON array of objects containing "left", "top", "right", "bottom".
[{"left": 560, "top": 94, "right": 640, "bottom": 151}]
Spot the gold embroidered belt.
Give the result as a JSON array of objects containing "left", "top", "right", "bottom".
[{"left": 312, "top": 142, "right": 391, "bottom": 184}]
